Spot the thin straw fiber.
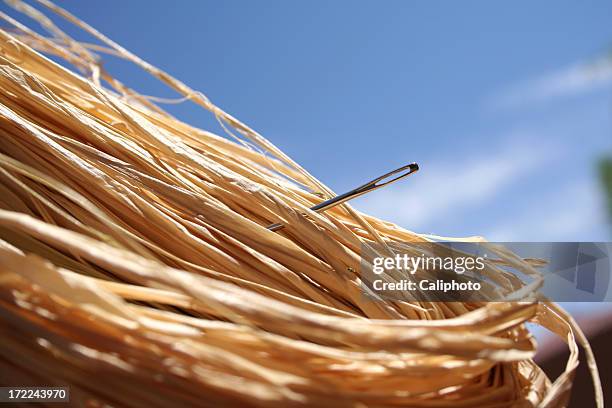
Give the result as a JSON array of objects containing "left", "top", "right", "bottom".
[{"left": 0, "top": 1, "right": 603, "bottom": 407}]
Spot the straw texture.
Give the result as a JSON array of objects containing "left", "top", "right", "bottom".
[{"left": 0, "top": 1, "right": 602, "bottom": 406}]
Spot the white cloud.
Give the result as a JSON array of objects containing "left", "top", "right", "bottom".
[
  {"left": 484, "top": 180, "right": 609, "bottom": 241},
  {"left": 356, "top": 55, "right": 611, "bottom": 240},
  {"left": 355, "top": 139, "right": 556, "bottom": 230},
  {"left": 489, "top": 56, "right": 612, "bottom": 109}
]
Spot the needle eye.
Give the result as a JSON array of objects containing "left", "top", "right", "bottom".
[{"left": 267, "top": 162, "right": 419, "bottom": 232}]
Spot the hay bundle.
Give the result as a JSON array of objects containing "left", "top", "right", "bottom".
[{"left": 0, "top": 1, "right": 602, "bottom": 406}]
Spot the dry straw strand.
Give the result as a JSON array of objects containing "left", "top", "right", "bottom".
[{"left": 0, "top": 1, "right": 603, "bottom": 407}]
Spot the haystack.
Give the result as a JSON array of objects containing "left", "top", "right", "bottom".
[{"left": 0, "top": 1, "right": 601, "bottom": 406}]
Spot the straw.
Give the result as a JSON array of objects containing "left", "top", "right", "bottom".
[{"left": 0, "top": 1, "right": 602, "bottom": 406}]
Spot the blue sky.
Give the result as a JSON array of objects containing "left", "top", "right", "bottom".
[
  {"left": 2, "top": 0, "right": 612, "bottom": 340},
  {"left": 2, "top": 0, "right": 612, "bottom": 241}
]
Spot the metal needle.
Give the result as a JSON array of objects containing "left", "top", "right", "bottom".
[{"left": 267, "top": 162, "right": 419, "bottom": 232}]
